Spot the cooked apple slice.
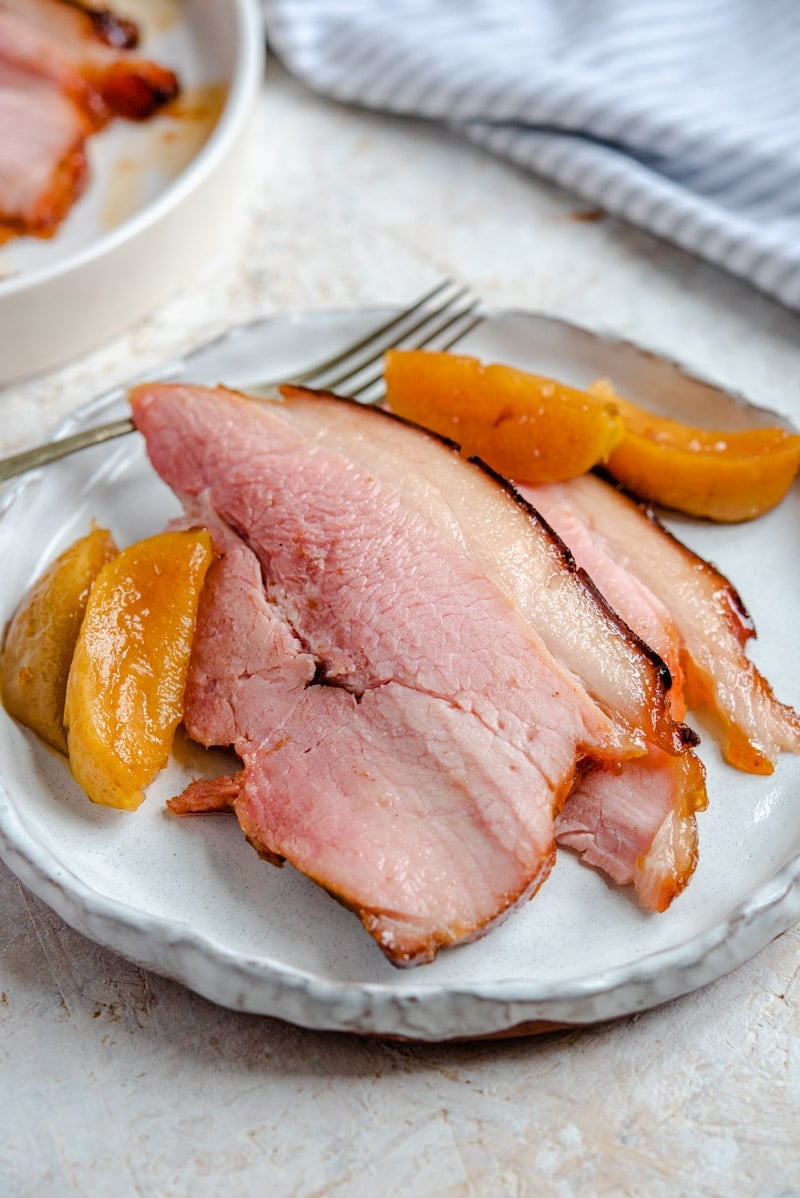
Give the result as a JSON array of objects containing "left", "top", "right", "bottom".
[
  {"left": 595, "top": 380, "right": 800, "bottom": 522},
  {"left": 384, "top": 349, "right": 800, "bottom": 521},
  {"left": 64, "top": 528, "right": 214, "bottom": 811},
  {"left": 0, "top": 523, "right": 118, "bottom": 752},
  {"left": 384, "top": 349, "right": 624, "bottom": 484}
]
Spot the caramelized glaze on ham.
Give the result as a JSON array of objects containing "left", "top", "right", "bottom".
[
  {"left": 132, "top": 383, "right": 691, "bottom": 964},
  {"left": 0, "top": 0, "right": 178, "bottom": 242},
  {"left": 556, "top": 748, "right": 707, "bottom": 911},
  {"left": 58, "top": 0, "right": 139, "bottom": 50},
  {"left": 0, "top": 1, "right": 178, "bottom": 123},
  {"left": 0, "top": 9, "right": 107, "bottom": 128},
  {"left": 0, "top": 64, "right": 89, "bottom": 236},
  {"left": 537, "top": 473, "right": 800, "bottom": 775}
]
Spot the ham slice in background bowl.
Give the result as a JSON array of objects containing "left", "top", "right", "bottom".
[{"left": 0, "top": 0, "right": 263, "bottom": 383}]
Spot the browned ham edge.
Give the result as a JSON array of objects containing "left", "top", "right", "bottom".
[
  {"left": 168, "top": 775, "right": 240, "bottom": 816},
  {"left": 0, "top": 67, "right": 90, "bottom": 237},
  {"left": 0, "top": 0, "right": 177, "bottom": 120},
  {"left": 556, "top": 748, "right": 707, "bottom": 912},
  {"left": 0, "top": 0, "right": 178, "bottom": 241},
  {"left": 520, "top": 471, "right": 798, "bottom": 908},
  {"left": 132, "top": 383, "right": 693, "bottom": 965},
  {"left": 529, "top": 473, "right": 800, "bottom": 775},
  {"left": 58, "top": 0, "right": 140, "bottom": 50}
]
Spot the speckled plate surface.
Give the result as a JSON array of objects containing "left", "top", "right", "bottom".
[{"left": 0, "top": 308, "right": 799, "bottom": 1041}]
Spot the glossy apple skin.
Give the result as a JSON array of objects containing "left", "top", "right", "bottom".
[
  {"left": 0, "top": 524, "right": 118, "bottom": 753},
  {"left": 64, "top": 528, "right": 214, "bottom": 811}
]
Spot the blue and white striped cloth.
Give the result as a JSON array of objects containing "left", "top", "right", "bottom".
[{"left": 262, "top": 0, "right": 800, "bottom": 312}]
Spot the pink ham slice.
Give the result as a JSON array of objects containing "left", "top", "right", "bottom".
[
  {"left": 555, "top": 748, "right": 707, "bottom": 912},
  {"left": 169, "top": 506, "right": 567, "bottom": 950},
  {"left": 132, "top": 383, "right": 690, "bottom": 965},
  {"left": 519, "top": 471, "right": 799, "bottom": 911},
  {"left": 530, "top": 473, "right": 800, "bottom": 775},
  {"left": 0, "top": 1, "right": 178, "bottom": 127},
  {"left": 520, "top": 479, "right": 707, "bottom": 911},
  {"left": 0, "top": 63, "right": 89, "bottom": 237}
]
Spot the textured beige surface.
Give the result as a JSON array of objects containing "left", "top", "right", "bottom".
[{"left": 1, "top": 60, "right": 799, "bottom": 1198}]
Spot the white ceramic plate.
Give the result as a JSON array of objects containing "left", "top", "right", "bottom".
[
  {"left": 0, "top": 0, "right": 263, "bottom": 383},
  {"left": 1, "top": 308, "right": 799, "bottom": 1041}
]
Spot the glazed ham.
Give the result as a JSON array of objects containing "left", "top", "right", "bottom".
[
  {"left": 0, "top": 0, "right": 178, "bottom": 241},
  {"left": 517, "top": 472, "right": 800, "bottom": 911},
  {"left": 0, "top": 64, "right": 89, "bottom": 237},
  {"left": 0, "top": 8, "right": 107, "bottom": 129},
  {"left": 530, "top": 474, "right": 800, "bottom": 775},
  {"left": 518, "top": 479, "right": 705, "bottom": 910},
  {"left": 519, "top": 473, "right": 799, "bottom": 909},
  {"left": 0, "top": 1, "right": 178, "bottom": 124},
  {"left": 555, "top": 748, "right": 708, "bottom": 912},
  {"left": 132, "top": 383, "right": 692, "bottom": 965}
]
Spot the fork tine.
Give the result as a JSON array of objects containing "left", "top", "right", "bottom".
[
  {"left": 246, "top": 279, "right": 475, "bottom": 398},
  {"left": 349, "top": 304, "right": 485, "bottom": 404},
  {"left": 306, "top": 282, "right": 473, "bottom": 393},
  {"left": 316, "top": 286, "right": 478, "bottom": 396},
  {"left": 282, "top": 278, "right": 457, "bottom": 389}
]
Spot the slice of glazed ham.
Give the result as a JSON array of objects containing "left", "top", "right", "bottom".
[
  {"left": 555, "top": 748, "right": 708, "bottom": 912},
  {"left": 0, "top": 0, "right": 178, "bottom": 241},
  {"left": 0, "top": 64, "right": 89, "bottom": 237},
  {"left": 0, "top": 9, "right": 106, "bottom": 128},
  {"left": 173, "top": 504, "right": 583, "bottom": 941},
  {"left": 171, "top": 509, "right": 566, "bottom": 954},
  {"left": 522, "top": 482, "right": 686, "bottom": 717},
  {"left": 519, "top": 479, "right": 706, "bottom": 911},
  {"left": 132, "top": 383, "right": 690, "bottom": 964},
  {"left": 2, "top": 0, "right": 137, "bottom": 48},
  {"left": 531, "top": 473, "right": 800, "bottom": 775},
  {"left": 0, "top": 1, "right": 178, "bottom": 126},
  {"left": 55, "top": 0, "right": 139, "bottom": 50}
]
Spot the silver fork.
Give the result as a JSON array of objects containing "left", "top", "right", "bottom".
[{"left": 0, "top": 280, "right": 483, "bottom": 484}]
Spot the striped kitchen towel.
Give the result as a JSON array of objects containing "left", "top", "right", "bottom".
[{"left": 262, "top": 0, "right": 800, "bottom": 312}]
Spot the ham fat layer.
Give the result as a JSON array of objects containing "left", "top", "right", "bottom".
[
  {"left": 519, "top": 479, "right": 706, "bottom": 910},
  {"left": 529, "top": 474, "right": 800, "bottom": 775},
  {"left": 132, "top": 383, "right": 690, "bottom": 965}
]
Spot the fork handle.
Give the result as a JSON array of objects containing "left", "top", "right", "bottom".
[{"left": 0, "top": 417, "right": 135, "bottom": 484}]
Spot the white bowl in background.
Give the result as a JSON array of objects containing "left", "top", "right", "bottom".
[{"left": 0, "top": 0, "right": 264, "bottom": 383}]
